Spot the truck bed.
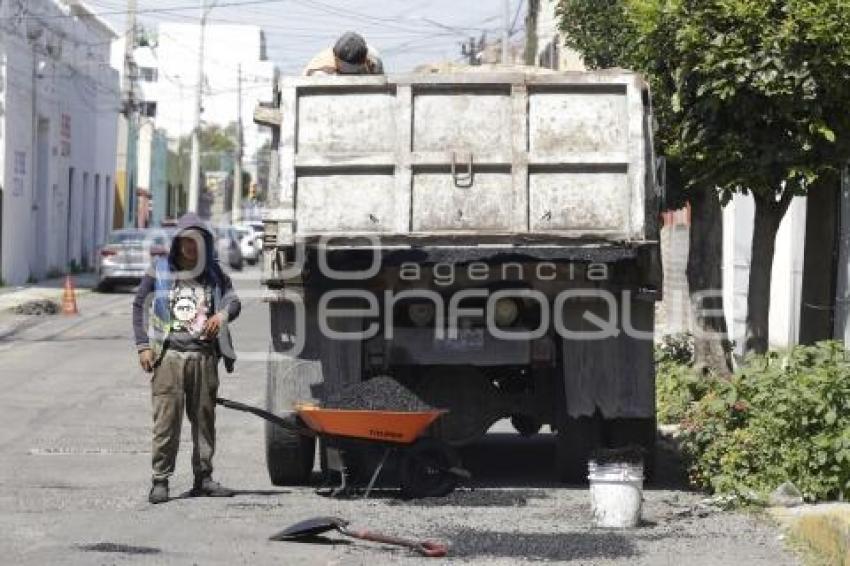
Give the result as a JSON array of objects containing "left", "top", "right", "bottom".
[{"left": 271, "top": 70, "right": 659, "bottom": 247}]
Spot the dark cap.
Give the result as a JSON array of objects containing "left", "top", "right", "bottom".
[{"left": 333, "top": 31, "right": 368, "bottom": 66}]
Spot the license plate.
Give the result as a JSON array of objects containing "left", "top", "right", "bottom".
[{"left": 434, "top": 328, "right": 484, "bottom": 352}]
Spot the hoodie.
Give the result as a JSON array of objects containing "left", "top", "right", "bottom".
[{"left": 132, "top": 213, "right": 241, "bottom": 371}]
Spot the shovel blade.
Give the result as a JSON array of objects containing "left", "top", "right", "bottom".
[{"left": 270, "top": 516, "right": 350, "bottom": 541}]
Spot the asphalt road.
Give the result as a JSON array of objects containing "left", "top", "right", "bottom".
[{"left": 0, "top": 268, "right": 800, "bottom": 565}]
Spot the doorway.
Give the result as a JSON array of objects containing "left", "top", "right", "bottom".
[
  {"left": 93, "top": 174, "right": 101, "bottom": 253},
  {"left": 66, "top": 167, "right": 75, "bottom": 268},
  {"left": 30, "top": 118, "right": 50, "bottom": 280},
  {"left": 81, "top": 172, "right": 90, "bottom": 268}
]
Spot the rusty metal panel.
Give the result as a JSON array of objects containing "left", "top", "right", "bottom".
[
  {"left": 560, "top": 298, "right": 655, "bottom": 419},
  {"left": 278, "top": 71, "right": 655, "bottom": 242},
  {"left": 296, "top": 173, "right": 395, "bottom": 233},
  {"left": 529, "top": 170, "right": 631, "bottom": 234},
  {"left": 297, "top": 92, "right": 397, "bottom": 153},
  {"left": 529, "top": 90, "right": 628, "bottom": 155},
  {"left": 412, "top": 92, "right": 512, "bottom": 153},
  {"left": 411, "top": 171, "right": 514, "bottom": 231}
]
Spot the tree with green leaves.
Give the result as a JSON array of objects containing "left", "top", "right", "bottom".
[
  {"left": 559, "top": 0, "right": 850, "bottom": 357},
  {"left": 558, "top": 0, "right": 731, "bottom": 372},
  {"left": 167, "top": 122, "right": 249, "bottom": 217}
]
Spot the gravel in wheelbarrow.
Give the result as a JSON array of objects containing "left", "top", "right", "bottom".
[{"left": 322, "top": 375, "right": 434, "bottom": 412}]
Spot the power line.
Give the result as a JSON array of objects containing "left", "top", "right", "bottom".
[
  {"left": 0, "top": 0, "right": 292, "bottom": 21},
  {"left": 511, "top": 0, "right": 525, "bottom": 33}
]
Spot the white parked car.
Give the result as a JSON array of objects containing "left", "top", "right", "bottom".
[
  {"left": 234, "top": 225, "right": 260, "bottom": 265},
  {"left": 213, "top": 225, "right": 243, "bottom": 271},
  {"left": 245, "top": 221, "right": 263, "bottom": 250}
]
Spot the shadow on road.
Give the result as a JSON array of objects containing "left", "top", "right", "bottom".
[
  {"left": 459, "top": 429, "right": 692, "bottom": 491},
  {"left": 320, "top": 428, "right": 692, "bottom": 498},
  {"left": 446, "top": 528, "right": 637, "bottom": 561},
  {"left": 174, "top": 488, "right": 291, "bottom": 500},
  {"left": 460, "top": 432, "right": 560, "bottom": 488}
]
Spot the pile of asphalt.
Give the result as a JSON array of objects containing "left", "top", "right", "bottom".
[
  {"left": 13, "top": 299, "right": 60, "bottom": 316},
  {"left": 322, "top": 376, "right": 434, "bottom": 412}
]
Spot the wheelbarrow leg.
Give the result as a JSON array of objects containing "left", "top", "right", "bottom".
[
  {"left": 363, "top": 447, "right": 392, "bottom": 499},
  {"left": 316, "top": 445, "right": 355, "bottom": 498}
]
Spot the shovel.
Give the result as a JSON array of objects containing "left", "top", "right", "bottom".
[{"left": 270, "top": 516, "right": 448, "bottom": 558}]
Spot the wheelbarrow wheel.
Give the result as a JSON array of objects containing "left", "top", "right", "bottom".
[{"left": 398, "top": 438, "right": 460, "bottom": 499}]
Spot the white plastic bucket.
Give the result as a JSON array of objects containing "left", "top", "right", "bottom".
[{"left": 588, "top": 461, "right": 644, "bottom": 528}]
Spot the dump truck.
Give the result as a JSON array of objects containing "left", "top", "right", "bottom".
[{"left": 255, "top": 68, "right": 663, "bottom": 484}]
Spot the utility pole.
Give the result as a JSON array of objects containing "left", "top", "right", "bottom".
[
  {"left": 461, "top": 34, "right": 485, "bottom": 66},
  {"left": 502, "top": 0, "right": 510, "bottom": 64},
  {"left": 116, "top": 0, "right": 138, "bottom": 228},
  {"left": 461, "top": 36, "right": 476, "bottom": 65},
  {"left": 27, "top": 9, "right": 44, "bottom": 277},
  {"left": 123, "top": 0, "right": 137, "bottom": 113},
  {"left": 188, "top": 0, "right": 210, "bottom": 215},
  {"left": 232, "top": 64, "right": 243, "bottom": 224}
]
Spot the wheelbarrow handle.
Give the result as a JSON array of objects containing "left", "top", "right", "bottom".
[
  {"left": 340, "top": 527, "right": 448, "bottom": 558},
  {"left": 215, "top": 397, "right": 316, "bottom": 437}
]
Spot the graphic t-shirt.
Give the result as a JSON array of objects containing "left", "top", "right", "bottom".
[{"left": 166, "top": 279, "right": 215, "bottom": 352}]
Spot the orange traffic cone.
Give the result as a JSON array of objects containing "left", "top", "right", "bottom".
[{"left": 62, "top": 275, "right": 79, "bottom": 315}]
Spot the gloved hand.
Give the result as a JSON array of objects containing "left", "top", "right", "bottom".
[{"left": 139, "top": 349, "right": 154, "bottom": 373}]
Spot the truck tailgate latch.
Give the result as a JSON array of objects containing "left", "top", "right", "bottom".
[{"left": 451, "top": 151, "right": 474, "bottom": 188}]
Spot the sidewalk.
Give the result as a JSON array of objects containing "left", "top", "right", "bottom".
[
  {"left": 0, "top": 273, "right": 99, "bottom": 340},
  {"left": 0, "top": 273, "right": 98, "bottom": 312}
]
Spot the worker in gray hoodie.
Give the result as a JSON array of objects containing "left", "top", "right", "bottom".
[{"left": 132, "top": 213, "right": 241, "bottom": 504}]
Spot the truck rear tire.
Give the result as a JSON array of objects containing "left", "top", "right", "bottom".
[
  {"left": 265, "top": 420, "right": 315, "bottom": 486},
  {"left": 399, "top": 438, "right": 461, "bottom": 499},
  {"left": 606, "top": 417, "right": 657, "bottom": 482},
  {"left": 553, "top": 344, "right": 602, "bottom": 483},
  {"left": 554, "top": 414, "right": 602, "bottom": 484},
  {"left": 511, "top": 415, "right": 542, "bottom": 437},
  {"left": 265, "top": 340, "right": 318, "bottom": 486}
]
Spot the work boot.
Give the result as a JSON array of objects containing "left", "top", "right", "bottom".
[
  {"left": 148, "top": 480, "right": 169, "bottom": 504},
  {"left": 191, "top": 475, "right": 234, "bottom": 497}
]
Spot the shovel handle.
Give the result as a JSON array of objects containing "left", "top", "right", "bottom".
[{"left": 342, "top": 528, "right": 447, "bottom": 558}]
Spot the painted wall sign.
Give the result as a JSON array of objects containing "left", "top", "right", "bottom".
[
  {"left": 12, "top": 151, "right": 26, "bottom": 196},
  {"left": 60, "top": 113, "right": 71, "bottom": 157},
  {"left": 14, "top": 151, "right": 26, "bottom": 176}
]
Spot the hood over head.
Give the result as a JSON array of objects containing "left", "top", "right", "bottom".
[{"left": 168, "top": 213, "right": 217, "bottom": 275}]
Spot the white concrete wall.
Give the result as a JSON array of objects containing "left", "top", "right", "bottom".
[
  {"left": 0, "top": 0, "right": 119, "bottom": 285},
  {"left": 534, "top": 0, "right": 585, "bottom": 71},
  {"left": 723, "top": 193, "right": 807, "bottom": 355},
  {"left": 658, "top": 219, "right": 691, "bottom": 336}
]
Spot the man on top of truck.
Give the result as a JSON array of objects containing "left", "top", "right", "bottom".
[{"left": 304, "top": 31, "right": 384, "bottom": 76}]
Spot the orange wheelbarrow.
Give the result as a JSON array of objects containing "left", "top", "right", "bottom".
[{"left": 216, "top": 397, "right": 469, "bottom": 498}]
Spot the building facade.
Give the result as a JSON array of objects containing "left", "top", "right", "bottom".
[
  {"left": 526, "top": 0, "right": 585, "bottom": 71},
  {"left": 722, "top": 194, "right": 808, "bottom": 354},
  {"left": 0, "top": 0, "right": 119, "bottom": 285}
]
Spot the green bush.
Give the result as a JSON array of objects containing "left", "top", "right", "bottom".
[
  {"left": 656, "top": 333, "right": 695, "bottom": 366},
  {"left": 679, "top": 341, "right": 850, "bottom": 503},
  {"left": 656, "top": 359, "right": 708, "bottom": 424},
  {"left": 656, "top": 333, "right": 713, "bottom": 424}
]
